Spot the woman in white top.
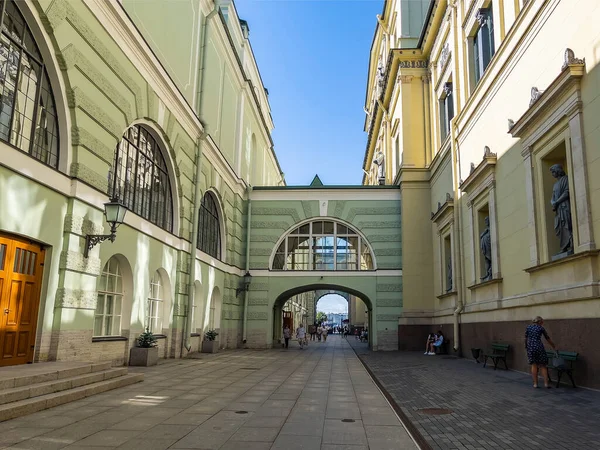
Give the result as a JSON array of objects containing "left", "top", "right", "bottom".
[{"left": 296, "top": 324, "right": 306, "bottom": 349}]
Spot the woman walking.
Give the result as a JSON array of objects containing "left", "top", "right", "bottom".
[
  {"left": 525, "top": 316, "right": 557, "bottom": 388},
  {"left": 283, "top": 325, "right": 291, "bottom": 349},
  {"left": 296, "top": 324, "right": 306, "bottom": 349}
]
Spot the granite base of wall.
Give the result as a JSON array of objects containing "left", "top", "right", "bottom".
[
  {"left": 91, "top": 340, "right": 127, "bottom": 366},
  {"left": 54, "top": 329, "right": 94, "bottom": 362},
  {"left": 246, "top": 328, "right": 269, "bottom": 349},
  {"left": 376, "top": 329, "right": 399, "bottom": 351},
  {"left": 398, "top": 323, "right": 455, "bottom": 353},
  {"left": 461, "top": 318, "right": 600, "bottom": 389}
]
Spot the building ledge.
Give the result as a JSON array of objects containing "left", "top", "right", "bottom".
[
  {"left": 525, "top": 250, "right": 599, "bottom": 274},
  {"left": 92, "top": 336, "right": 128, "bottom": 343},
  {"left": 437, "top": 290, "right": 457, "bottom": 300},
  {"left": 468, "top": 277, "right": 503, "bottom": 290}
]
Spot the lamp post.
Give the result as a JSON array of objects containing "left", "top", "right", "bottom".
[
  {"left": 84, "top": 198, "right": 127, "bottom": 258},
  {"left": 236, "top": 271, "right": 252, "bottom": 297}
]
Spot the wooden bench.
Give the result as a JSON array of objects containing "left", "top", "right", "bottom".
[
  {"left": 482, "top": 343, "right": 510, "bottom": 370},
  {"left": 546, "top": 350, "right": 578, "bottom": 388},
  {"left": 434, "top": 338, "right": 450, "bottom": 355}
]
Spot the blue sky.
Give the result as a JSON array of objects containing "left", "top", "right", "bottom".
[
  {"left": 317, "top": 294, "right": 348, "bottom": 314},
  {"left": 235, "top": 0, "right": 383, "bottom": 186}
]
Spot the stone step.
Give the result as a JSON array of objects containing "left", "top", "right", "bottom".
[
  {"left": 0, "top": 361, "right": 114, "bottom": 390},
  {"left": 0, "top": 367, "right": 129, "bottom": 405},
  {"left": 0, "top": 373, "right": 144, "bottom": 422}
]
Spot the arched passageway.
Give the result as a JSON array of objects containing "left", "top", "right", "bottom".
[{"left": 272, "top": 284, "right": 373, "bottom": 350}]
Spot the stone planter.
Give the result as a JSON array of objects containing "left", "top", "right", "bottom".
[
  {"left": 202, "top": 340, "right": 218, "bottom": 353},
  {"left": 129, "top": 346, "right": 159, "bottom": 366}
]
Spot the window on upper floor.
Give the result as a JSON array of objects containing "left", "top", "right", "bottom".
[
  {"left": 439, "top": 82, "right": 454, "bottom": 142},
  {"left": 197, "top": 192, "right": 222, "bottom": 260},
  {"left": 0, "top": 0, "right": 59, "bottom": 168},
  {"left": 472, "top": 7, "right": 495, "bottom": 86},
  {"left": 110, "top": 125, "right": 174, "bottom": 232}
]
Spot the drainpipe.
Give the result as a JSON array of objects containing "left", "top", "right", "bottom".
[
  {"left": 196, "top": 5, "right": 219, "bottom": 114},
  {"left": 242, "top": 186, "right": 252, "bottom": 344},
  {"left": 450, "top": 116, "right": 464, "bottom": 353},
  {"left": 183, "top": 133, "right": 206, "bottom": 352}
]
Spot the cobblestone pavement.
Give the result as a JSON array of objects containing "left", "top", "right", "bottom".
[
  {"left": 349, "top": 339, "right": 600, "bottom": 450},
  {"left": 0, "top": 336, "right": 416, "bottom": 449}
]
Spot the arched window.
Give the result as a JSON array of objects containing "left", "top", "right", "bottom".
[
  {"left": 197, "top": 192, "right": 221, "bottom": 259},
  {"left": 147, "top": 271, "right": 163, "bottom": 333},
  {"left": 110, "top": 125, "right": 173, "bottom": 231},
  {"left": 0, "top": 0, "right": 59, "bottom": 167},
  {"left": 272, "top": 220, "right": 375, "bottom": 271},
  {"left": 95, "top": 257, "right": 123, "bottom": 336}
]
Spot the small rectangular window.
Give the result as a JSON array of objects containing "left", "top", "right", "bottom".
[
  {"left": 440, "top": 83, "right": 454, "bottom": 142},
  {"left": 473, "top": 7, "right": 495, "bottom": 85}
]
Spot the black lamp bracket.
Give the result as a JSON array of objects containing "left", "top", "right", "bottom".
[{"left": 84, "top": 233, "right": 116, "bottom": 258}]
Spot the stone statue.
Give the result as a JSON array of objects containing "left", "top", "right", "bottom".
[
  {"left": 550, "top": 164, "right": 573, "bottom": 255},
  {"left": 446, "top": 257, "right": 452, "bottom": 292},
  {"left": 373, "top": 150, "right": 385, "bottom": 183},
  {"left": 376, "top": 57, "right": 385, "bottom": 97},
  {"left": 480, "top": 216, "right": 492, "bottom": 281}
]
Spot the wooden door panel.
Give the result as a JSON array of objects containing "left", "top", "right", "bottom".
[
  {"left": 1, "top": 331, "right": 15, "bottom": 359},
  {"left": 0, "top": 235, "right": 45, "bottom": 366}
]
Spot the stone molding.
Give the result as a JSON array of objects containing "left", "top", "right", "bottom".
[
  {"left": 60, "top": 251, "right": 101, "bottom": 275},
  {"left": 248, "top": 298, "right": 268, "bottom": 306},
  {"left": 376, "top": 297, "right": 402, "bottom": 307},
  {"left": 377, "top": 284, "right": 402, "bottom": 292},
  {"left": 252, "top": 208, "right": 301, "bottom": 223},
  {"left": 247, "top": 312, "right": 268, "bottom": 320},
  {"left": 64, "top": 214, "right": 105, "bottom": 236},
  {"left": 376, "top": 314, "right": 400, "bottom": 321},
  {"left": 55, "top": 288, "right": 98, "bottom": 310},
  {"left": 346, "top": 207, "right": 401, "bottom": 223}
]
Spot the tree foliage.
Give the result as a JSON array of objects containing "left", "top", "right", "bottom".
[{"left": 316, "top": 311, "right": 327, "bottom": 323}]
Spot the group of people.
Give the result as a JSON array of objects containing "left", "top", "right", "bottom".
[
  {"left": 422, "top": 316, "right": 559, "bottom": 389},
  {"left": 281, "top": 323, "right": 329, "bottom": 349},
  {"left": 308, "top": 323, "right": 329, "bottom": 342}
]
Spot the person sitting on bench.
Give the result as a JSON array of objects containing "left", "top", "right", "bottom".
[{"left": 425, "top": 331, "right": 444, "bottom": 355}]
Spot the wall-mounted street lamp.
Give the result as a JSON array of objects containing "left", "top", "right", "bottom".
[
  {"left": 84, "top": 198, "right": 128, "bottom": 258},
  {"left": 236, "top": 271, "right": 252, "bottom": 297}
]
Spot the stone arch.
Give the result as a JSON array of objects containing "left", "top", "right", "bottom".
[
  {"left": 6, "top": 0, "right": 72, "bottom": 173},
  {"left": 115, "top": 120, "right": 181, "bottom": 234},
  {"left": 97, "top": 253, "right": 134, "bottom": 337},
  {"left": 208, "top": 285, "right": 222, "bottom": 332},
  {"left": 269, "top": 217, "right": 378, "bottom": 270},
  {"left": 193, "top": 279, "right": 204, "bottom": 333},
  {"left": 272, "top": 283, "right": 374, "bottom": 349},
  {"left": 149, "top": 267, "right": 173, "bottom": 332}
]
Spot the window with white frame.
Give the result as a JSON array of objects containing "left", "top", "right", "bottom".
[
  {"left": 440, "top": 82, "right": 454, "bottom": 142},
  {"left": 272, "top": 220, "right": 374, "bottom": 271},
  {"left": 472, "top": 7, "right": 495, "bottom": 85},
  {"left": 148, "top": 271, "right": 163, "bottom": 333},
  {"left": 95, "top": 257, "right": 123, "bottom": 337}
]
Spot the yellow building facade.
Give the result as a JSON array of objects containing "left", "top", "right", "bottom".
[{"left": 364, "top": 0, "right": 600, "bottom": 387}]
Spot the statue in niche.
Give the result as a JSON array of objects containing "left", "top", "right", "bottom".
[
  {"left": 480, "top": 216, "right": 492, "bottom": 281},
  {"left": 446, "top": 257, "right": 453, "bottom": 292},
  {"left": 376, "top": 57, "right": 385, "bottom": 96},
  {"left": 373, "top": 150, "right": 385, "bottom": 184},
  {"left": 550, "top": 164, "right": 573, "bottom": 255}
]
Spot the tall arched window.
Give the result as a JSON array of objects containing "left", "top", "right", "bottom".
[
  {"left": 0, "top": 0, "right": 59, "bottom": 168},
  {"left": 110, "top": 125, "right": 173, "bottom": 231},
  {"left": 95, "top": 257, "right": 123, "bottom": 336},
  {"left": 148, "top": 271, "right": 163, "bottom": 333},
  {"left": 272, "top": 220, "right": 375, "bottom": 271},
  {"left": 197, "top": 192, "right": 221, "bottom": 259}
]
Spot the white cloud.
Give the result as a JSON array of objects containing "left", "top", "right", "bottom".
[{"left": 316, "top": 294, "right": 348, "bottom": 314}]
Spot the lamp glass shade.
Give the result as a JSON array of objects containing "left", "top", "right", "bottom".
[
  {"left": 104, "top": 200, "right": 127, "bottom": 225},
  {"left": 243, "top": 272, "right": 252, "bottom": 289}
]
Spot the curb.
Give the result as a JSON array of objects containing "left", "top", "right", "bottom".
[{"left": 351, "top": 348, "right": 433, "bottom": 450}]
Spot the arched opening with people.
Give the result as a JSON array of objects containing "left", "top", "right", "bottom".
[{"left": 272, "top": 284, "right": 372, "bottom": 350}]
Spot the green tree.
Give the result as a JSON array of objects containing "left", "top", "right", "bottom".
[{"left": 316, "top": 311, "right": 327, "bottom": 323}]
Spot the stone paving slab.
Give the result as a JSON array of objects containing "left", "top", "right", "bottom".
[
  {"left": 349, "top": 339, "right": 600, "bottom": 450},
  {"left": 0, "top": 337, "right": 416, "bottom": 449}
]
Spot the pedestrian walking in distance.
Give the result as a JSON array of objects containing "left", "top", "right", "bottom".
[
  {"left": 283, "top": 325, "right": 291, "bottom": 349},
  {"left": 525, "top": 316, "right": 557, "bottom": 388},
  {"left": 296, "top": 324, "right": 306, "bottom": 349}
]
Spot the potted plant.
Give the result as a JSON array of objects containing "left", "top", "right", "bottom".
[
  {"left": 129, "top": 328, "right": 159, "bottom": 366},
  {"left": 202, "top": 329, "right": 219, "bottom": 353}
]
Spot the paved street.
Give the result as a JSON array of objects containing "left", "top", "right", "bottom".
[
  {"left": 0, "top": 336, "right": 416, "bottom": 449},
  {"left": 350, "top": 340, "right": 600, "bottom": 450}
]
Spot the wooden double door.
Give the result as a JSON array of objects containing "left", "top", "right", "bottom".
[{"left": 0, "top": 233, "right": 45, "bottom": 366}]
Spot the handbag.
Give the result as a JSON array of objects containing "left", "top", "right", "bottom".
[{"left": 552, "top": 351, "right": 566, "bottom": 368}]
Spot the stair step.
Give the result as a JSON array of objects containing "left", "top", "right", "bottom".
[
  {"left": 0, "top": 362, "right": 115, "bottom": 390},
  {"left": 0, "top": 368, "right": 129, "bottom": 406},
  {"left": 0, "top": 373, "right": 144, "bottom": 422}
]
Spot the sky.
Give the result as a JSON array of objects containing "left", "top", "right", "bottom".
[
  {"left": 317, "top": 294, "right": 349, "bottom": 314},
  {"left": 235, "top": 0, "right": 383, "bottom": 186}
]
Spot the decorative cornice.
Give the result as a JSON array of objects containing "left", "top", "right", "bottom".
[
  {"left": 431, "top": 194, "right": 454, "bottom": 225},
  {"left": 439, "top": 43, "right": 451, "bottom": 71},
  {"left": 529, "top": 87, "right": 544, "bottom": 107},
  {"left": 561, "top": 48, "right": 585, "bottom": 71},
  {"left": 460, "top": 146, "right": 497, "bottom": 194}
]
